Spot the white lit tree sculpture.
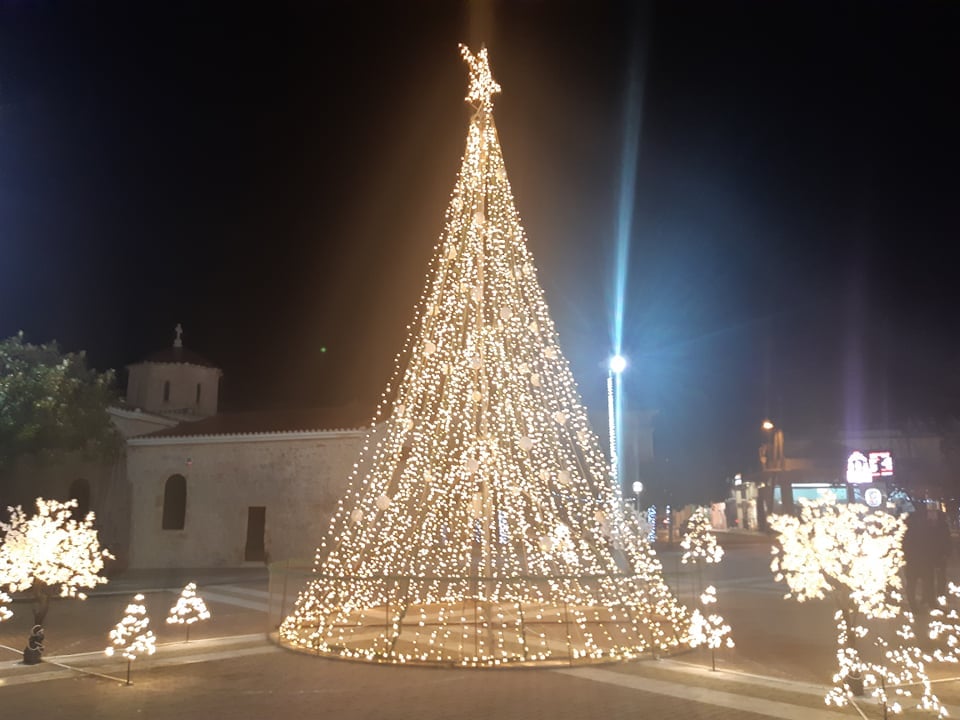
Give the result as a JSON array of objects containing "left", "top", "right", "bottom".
[
  {"left": 768, "top": 499, "right": 948, "bottom": 713},
  {"left": 0, "top": 590, "right": 12, "bottom": 623},
  {"left": 0, "top": 498, "right": 113, "bottom": 626},
  {"left": 166, "top": 582, "right": 211, "bottom": 642},
  {"left": 280, "top": 46, "right": 688, "bottom": 666},
  {"left": 681, "top": 507, "right": 723, "bottom": 565},
  {"left": 680, "top": 506, "right": 723, "bottom": 597},
  {"left": 105, "top": 593, "right": 156, "bottom": 685},
  {"left": 686, "top": 585, "right": 733, "bottom": 671}
]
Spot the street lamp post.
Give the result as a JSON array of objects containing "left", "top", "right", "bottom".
[
  {"left": 759, "top": 420, "right": 783, "bottom": 529},
  {"left": 632, "top": 480, "right": 643, "bottom": 514},
  {"left": 607, "top": 354, "right": 627, "bottom": 490}
]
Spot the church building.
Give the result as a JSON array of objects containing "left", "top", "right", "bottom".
[{"left": 119, "top": 326, "right": 368, "bottom": 568}]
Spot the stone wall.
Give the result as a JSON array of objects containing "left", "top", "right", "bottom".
[
  {"left": 126, "top": 363, "right": 222, "bottom": 417},
  {"left": 0, "top": 451, "right": 130, "bottom": 571},
  {"left": 127, "top": 431, "right": 365, "bottom": 568}
]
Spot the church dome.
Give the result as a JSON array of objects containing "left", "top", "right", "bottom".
[
  {"left": 125, "top": 325, "right": 222, "bottom": 418},
  {"left": 141, "top": 345, "right": 219, "bottom": 369}
]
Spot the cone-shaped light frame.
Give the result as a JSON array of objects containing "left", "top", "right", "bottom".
[{"left": 279, "top": 45, "right": 689, "bottom": 667}]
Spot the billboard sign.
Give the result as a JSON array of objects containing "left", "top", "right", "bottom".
[
  {"left": 864, "top": 487, "right": 884, "bottom": 508},
  {"left": 846, "top": 451, "right": 872, "bottom": 484},
  {"left": 869, "top": 450, "right": 894, "bottom": 478}
]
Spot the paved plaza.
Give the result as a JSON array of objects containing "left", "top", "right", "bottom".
[{"left": 2, "top": 537, "right": 959, "bottom": 719}]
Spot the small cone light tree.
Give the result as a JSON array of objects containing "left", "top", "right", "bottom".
[
  {"left": 166, "top": 582, "right": 210, "bottom": 642},
  {"left": 280, "top": 46, "right": 688, "bottom": 666},
  {"left": 0, "top": 498, "right": 113, "bottom": 627},
  {"left": 686, "top": 585, "right": 734, "bottom": 671},
  {"left": 0, "top": 590, "right": 12, "bottom": 622},
  {"left": 769, "top": 499, "right": 950, "bottom": 714},
  {"left": 105, "top": 593, "right": 156, "bottom": 685},
  {"left": 680, "top": 506, "right": 723, "bottom": 597}
]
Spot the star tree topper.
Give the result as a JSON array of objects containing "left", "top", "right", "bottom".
[{"left": 460, "top": 44, "right": 501, "bottom": 112}]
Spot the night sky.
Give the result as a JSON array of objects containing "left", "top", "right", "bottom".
[{"left": 1, "top": 1, "right": 958, "bottom": 499}]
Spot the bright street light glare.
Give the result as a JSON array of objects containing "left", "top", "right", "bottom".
[
  {"left": 761, "top": 419, "right": 775, "bottom": 431},
  {"left": 632, "top": 481, "right": 643, "bottom": 494},
  {"left": 609, "top": 354, "right": 627, "bottom": 374}
]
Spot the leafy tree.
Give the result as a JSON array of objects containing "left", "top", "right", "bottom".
[
  {"left": 0, "top": 497, "right": 114, "bottom": 625},
  {"left": 0, "top": 332, "right": 120, "bottom": 471}
]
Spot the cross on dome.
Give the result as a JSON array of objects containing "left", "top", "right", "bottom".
[{"left": 460, "top": 44, "right": 501, "bottom": 112}]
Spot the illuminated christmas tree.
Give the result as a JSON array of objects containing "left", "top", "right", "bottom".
[
  {"left": 105, "top": 593, "right": 156, "bottom": 685},
  {"left": 166, "top": 582, "right": 211, "bottom": 642},
  {"left": 680, "top": 507, "right": 723, "bottom": 566},
  {"left": 681, "top": 506, "right": 723, "bottom": 598},
  {"left": 280, "top": 45, "right": 687, "bottom": 666},
  {"left": 686, "top": 585, "right": 734, "bottom": 671}
]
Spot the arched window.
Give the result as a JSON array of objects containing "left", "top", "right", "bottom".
[
  {"left": 69, "top": 478, "right": 91, "bottom": 519},
  {"left": 196, "top": 382, "right": 202, "bottom": 404},
  {"left": 162, "top": 474, "right": 187, "bottom": 530},
  {"left": 163, "top": 380, "right": 171, "bottom": 403}
]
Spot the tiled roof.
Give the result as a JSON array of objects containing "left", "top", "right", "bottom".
[
  {"left": 142, "top": 405, "right": 371, "bottom": 439},
  {"left": 133, "top": 346, "right": 221, "bottom": 369}
]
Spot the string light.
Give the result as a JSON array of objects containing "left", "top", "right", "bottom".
[
  {"left": 0, "top": 591, "right": 12, "bottom": 623},
  {"left": 646, "top": 506, "right": 657, "bottom": 543},
  {"left": 279, "top": 46, "right": 688, "bottom": 666}
]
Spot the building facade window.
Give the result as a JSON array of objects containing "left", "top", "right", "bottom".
[
  {"left": 163, "top": 380, "right": 171, "bottom": 403},
  {"left": 162, "top": 474, "right": 187, "bottom": 530},
  {"left": 196, "top": 382, "right": 202, "bottom": 404}
]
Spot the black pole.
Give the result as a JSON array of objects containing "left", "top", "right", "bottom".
[{"left": 126, "top": 659, "right": 131, "bottom": 686}]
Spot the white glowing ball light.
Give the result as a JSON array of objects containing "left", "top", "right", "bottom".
[
  {"left": 0, "top": 591, "right": 12, "bottom": 622},
  {"left": 681, "top": 507, "right": 724, "bottom": 565},
  {"left": 166, "top": 583, "right": 211, "bottom": 641},
  {"left": 105, "top": 593, "right": 157, "bottom": 663}
]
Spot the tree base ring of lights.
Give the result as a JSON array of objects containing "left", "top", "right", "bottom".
[{"left": 278, "top": 574, "right": 686, "bottom": 667}]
